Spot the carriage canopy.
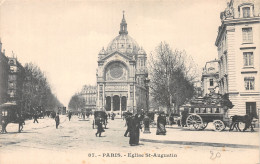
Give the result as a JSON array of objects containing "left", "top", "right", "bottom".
[
  {"left": 0, "top": 102, "right": 19, "bottom": 123},
  {"left": 94, "top": 111, "right": 107, "bottom": 118},
  {"left": 180, "top": 93, "right": 234, "bottom": 114}
]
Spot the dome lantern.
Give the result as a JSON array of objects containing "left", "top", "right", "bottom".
[
  {"left": 105, "top": 12, "right": 142, "bottom": 56},
  {"left": 119, "top": 11, "right": 128, "bottom": 35}
]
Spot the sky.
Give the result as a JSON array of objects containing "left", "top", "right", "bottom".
[{"left": 0, "top": 0, "right": 228, "bottom": 106}]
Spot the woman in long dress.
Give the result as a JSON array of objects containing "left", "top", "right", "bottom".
[
  {"left": 129, "top": 114, "right": 142, "bottom": 146},
  {"left": 143, "top": 114, "right": 151, "bottom": 133},
  {"left": 156, "top": 113, "right": 166, "bottom": 135}
]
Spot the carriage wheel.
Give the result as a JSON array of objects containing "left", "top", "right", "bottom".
[
  {"left": 213, "top": 120, "right": 225, "bottom": 132},
  {"left": 237, "top": 122, "right": 246, "bottom": 132},
  {"left": 186, "top": 114, "right": 203, "bottom": 130}
]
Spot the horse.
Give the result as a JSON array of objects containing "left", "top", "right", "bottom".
[
  {"left": 229, "top": 114, "right": 256, "bottom": 132},
  {"left": 1, "top": 114, "right": 25, "bottom": 133}
]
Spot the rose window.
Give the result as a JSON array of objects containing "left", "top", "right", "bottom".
[{"left": 110, "top": 65, "right": 123, "bottom": 79}]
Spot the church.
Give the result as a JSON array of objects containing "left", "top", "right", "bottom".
[{"left": 96, "top": 12, "right": 149, "bottom": 114}]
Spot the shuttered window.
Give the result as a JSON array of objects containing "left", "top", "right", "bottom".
[
  {"left": 244, "top": 77, "right": 255, "bottom": 90},
  {"left": 242, "top": 28, "right": 253, "bottom": 43},
  {"left": 243, "top": 52, "right": 254, "bottom": 67}
]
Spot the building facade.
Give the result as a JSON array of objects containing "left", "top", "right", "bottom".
[
  {"left": 96, "top": 13, "right": 149, "bottom": 114},
  {"left": 201, "top": 60, "right": 219, "bottom": 96},
  {"left": 7, "top": 56, "right": 25, "bottom": 105},
  {"left": 194, "top": 80, "right": 202, "bottom": 97},
  {"left": 215, "top": 0, "right": 260, "bottom": 117},
  {"left": 0, "top": 40, "right": 9, "bottom": 105},
  {"left": 0, "top": 41, "right": 25, "bottom": 107},
  {"left": 79, "top": 85, "right": 97, "bottom": 111}
]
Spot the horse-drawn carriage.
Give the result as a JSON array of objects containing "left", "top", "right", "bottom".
[
  {"left": 180, "top": 93, "right": 234, "bottom": 132},
  {"left": 0, "top": 102, "right": 22, "bottom": 133},
  {"left": 0, "top": 102, "right": 20, "bottom": 122},
  {"left": 92, "top": 111, "right": 107, "bottom": 129}
]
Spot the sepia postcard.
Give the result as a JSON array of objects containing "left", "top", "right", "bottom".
[{"left": 0, "top": 0, "right": 259, "bottom": 163}]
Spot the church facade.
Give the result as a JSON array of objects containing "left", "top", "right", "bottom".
[{"left": 96, "top": 13, "right": 149, "bottom": 114}]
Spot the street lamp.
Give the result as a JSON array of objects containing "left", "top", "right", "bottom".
[{"left": 144, "top": 77, "right": 150, "bottom": 113}]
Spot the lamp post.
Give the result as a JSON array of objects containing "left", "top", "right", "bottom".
[{"left": 144, "top": 77, "right": 150, "bottom": 113}]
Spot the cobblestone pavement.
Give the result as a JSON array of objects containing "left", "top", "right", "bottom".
[{"left": 0, "top": 115, "right": 259, "bottom": 164}]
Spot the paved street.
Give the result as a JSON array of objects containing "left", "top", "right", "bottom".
[{"left": 0, "top": 115, "right": 259, "bottom": 164}]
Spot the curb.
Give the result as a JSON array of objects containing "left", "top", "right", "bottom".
[{"left": 140, "top": 138, "right": 259, "bottom": 149}]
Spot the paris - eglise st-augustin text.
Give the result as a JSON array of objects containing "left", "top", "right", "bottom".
[{"left": 128, "top": 153, "right": 177, "bottom": 158}]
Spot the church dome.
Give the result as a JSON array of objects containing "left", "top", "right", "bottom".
[
  {"left": 106, "top": 12, "right": 140, "bottom": 55},
  {"left": 106, "top": 34, "right": 140, "bottom": 55}
]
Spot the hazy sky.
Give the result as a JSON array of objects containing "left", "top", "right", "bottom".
[{"left": 0, "top": 0, "right": 228, "bottom": 106}]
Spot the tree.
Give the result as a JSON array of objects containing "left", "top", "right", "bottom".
[
  {"left": 149, "top": 42, "right": 198, "bottom": 113},
  {"left": 21, "top": 62, "right": 62, "bottom": 112},
  {"left": 68, "top": 94, "right": 85, "bottom": 112}
]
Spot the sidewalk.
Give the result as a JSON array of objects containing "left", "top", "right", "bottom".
[
  {"left": 3, "top": 115, "right": 67, "bottom": 132},
  {"left": 140, "top": 124, "right": 259, "bottom": 149}
]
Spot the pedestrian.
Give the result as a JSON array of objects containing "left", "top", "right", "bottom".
[
  {"left": 96, "top": 117, "right": 104, "bottom": 137},
  {"left": 181, "top": 110, "right": 188, "bottom": 127},
  {"left": 33, "top": 112, "right": 39, "bottom": 123},
  {"left": 82, "top": 112, "right": 85, "bottom": 120},
  {"left": 111, "top": 113, "right": 115, "bottom": 120},
  {"left": 86, "top": 112, "right": 90, "bottom": 118},
  {"left": 108, "top": 113, "right": 110, "bottom": 119},
  {"left": 68, "top": 111, "right": 72, "bottom": 121},
  {"left": 156, "top": 113, "right": 166, "bottom": 135},
  {"left": 18, "top": 114, "right": 25, "bottom": 133},
  {"left": 55, "top": 113, "right": 60, "bottom": 129},
  {"left": 129, "top": 114, "right": 142, "bottom": 146},
  {"left": 169, "top": 113, "right": 174, "bottom": 126},
  {"left": 143, "top": 114, "right": 151, "bottom": 133},
  {"left": 104, "top": 113, "right": 108, "bottom": 125},
  {"left": 124, "top": 114, "right": 132, "bottom": 137}
]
